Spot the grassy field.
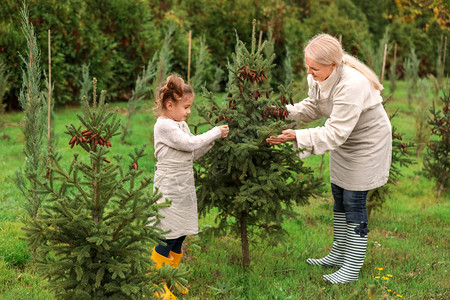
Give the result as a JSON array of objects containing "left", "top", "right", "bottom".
[{"left": 0, "top": 81, "right": 448, "bottom": 299}]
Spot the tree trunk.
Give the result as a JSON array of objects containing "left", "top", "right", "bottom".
[{"left": 239, "top": 213, "right": 250, "bottom": 267}]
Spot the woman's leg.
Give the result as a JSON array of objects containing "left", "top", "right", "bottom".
[
  {"left": 323, "top": 187, "right": 369, "bottom": 284},
  {"left": 306, "top": 183, "right": 346, "bottom": 267}
]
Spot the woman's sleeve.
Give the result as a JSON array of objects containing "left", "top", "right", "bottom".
[
  {"left": 286, "top": 97, "right": 322, "bottom": 123},
  {"left": 156, "top": 120, "right": 221, "bottom": 153},
  {"left": 292, "top": 82, "right": 366, "bottom": 159}
]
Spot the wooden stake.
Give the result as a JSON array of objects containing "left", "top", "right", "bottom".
[
  {"left": 443, "top": 36, "right": 447, "bottom": 74},
  {"left": 258, "top": 30, "right": 263, "bottom": 50},
  {"left": 381, "top": 43, "right": 388, "bottom": 83},
  {"left": 187, "top": 30, "right": 192, "bottom": 84},
  {"left": 48, "top": 29, "right": 51, "bottom": 141},
  {"left": 339, "top": 34, "right": 342, "bottom": 44},
  {"left": 394, "top": 43, "right": 397, "bottom": 62}
]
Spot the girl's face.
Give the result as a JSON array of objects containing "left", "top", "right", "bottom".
[
  {"left": 304, "top": 55, "right": 336, "bottom": 82},
  {"left": 164, "top": 94, "right": 194, "bottom": 121}
]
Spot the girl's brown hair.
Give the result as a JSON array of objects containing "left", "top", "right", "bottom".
[{"left": 154, "top": 74, "right": 194, "bottom": 116}]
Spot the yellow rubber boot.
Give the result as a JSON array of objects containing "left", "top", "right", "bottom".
[
  {"left": 169, "top": 251, "right": 183, "bottom": 268},
  {"left": 169, "top": 251, "right": 189, "bottom": 295},
  {"left": 151, "top": 248, "right": 177, "bottom": 300}
]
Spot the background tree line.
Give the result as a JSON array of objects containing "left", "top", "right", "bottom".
[{"left": 0, "top": 0, "right": 448, "bottom": 110}]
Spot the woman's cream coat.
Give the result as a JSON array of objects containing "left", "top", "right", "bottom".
[{"left": 287, "top": 65, "right": 392, "bottom": 191}]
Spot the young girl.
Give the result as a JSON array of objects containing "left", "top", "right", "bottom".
[{"left": 151, "top": 74, "right": 229, "bottom": 298}]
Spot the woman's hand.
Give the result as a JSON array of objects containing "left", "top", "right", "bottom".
[
  {"left": 219, "top": 125, "right": 229, "bottom": 139},
  {"left": 266, "top": 129, "right": 296, "bottom": 145}
]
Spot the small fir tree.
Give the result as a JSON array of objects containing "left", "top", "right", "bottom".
[
  {"left": 23, "top": 80, "right": 187, "bottom": 298},
  {"left": 388, "top": 43, "right": 398, "bottom": 96},
  {"left": 79, "top": 63, "right": 92, "bottom": 102},
  {"left": 404, "top": 48, "right": 420, "bottom": 109},
  {"left": 195, "top": 21, "right": 321, "bottom": 267},
  {"left": 120, "top": 56, "right": 157, "bottom": 144},
  {"left": 283, "top": 46, "right": 294, "bottom": 88},
  {"left": 414, "top": 79, "right": 431, "bottom": 157},
  {"left": 208, "top": 66, "right": 225, "bottom": 93},
  {"left": 423, "top": 87, "right": 450, "bottom": 199}
]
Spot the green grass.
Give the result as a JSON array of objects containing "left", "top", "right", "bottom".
[{"left": 0, "top": 81, "right": 449, "bottom": 299}]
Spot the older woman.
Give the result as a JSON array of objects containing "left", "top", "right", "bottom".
[{"left": 267, "top": 33, "right": 392, "bottom": 284}]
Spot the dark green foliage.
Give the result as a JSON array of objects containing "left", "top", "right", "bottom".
[
  {"left": 1, "top": 0, "right": 447, "bottom": 109},
  {"left": 304, "top": 0, "right": 371, "bottom": 54},
  {"left": 423, "top": 87, "right": 450, "bottom": 199},
  {"left": 0, "top": 0, "right": 159, "bottom": 107},
  {"left": 22, "top": 81, "right": 187, "bottom": 298},
  {"left": 195, "top": 21, "right": 322, "bottom": 267}
]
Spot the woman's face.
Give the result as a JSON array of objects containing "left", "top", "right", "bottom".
[
  {"left": 305, "top": 55, "right": 336, "bottom": 82},
  {"left": 164, "top": 94, "right": 194, "bottom": 121}
]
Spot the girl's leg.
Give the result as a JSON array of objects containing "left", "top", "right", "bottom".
[
  {"left": 170, "top": 236, "right": 186, "bottom": 255},
  {"left": 169, "top": 236, "right": 189, "bottom": 295},
  {"left": 155, "top": 238, "right": 178, "bottom": 257}
]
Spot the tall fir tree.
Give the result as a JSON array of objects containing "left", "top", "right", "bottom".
[
  {"left": 423, "top": 87, "right": 450, "bottom": 199},
  {"left": 191, "top": 35, "right": 212, "bottom": 92},
  {"left": 120, "top": 56, "right": 157, "bottom": 144},
  {"left": 15, "top": 4, "right": 47, "bottom": 221},
  {"left": 23, "top": 79, "right": 187, "bottom": 299},
  {"left": 195, "top": 20, "right": 322, "bottom": 267},
  {"left": 0, "top": 58, "right": 9, "bottom": 135},
  {"left": 152, "top": 25, "right": 174, "bottom": 98}
]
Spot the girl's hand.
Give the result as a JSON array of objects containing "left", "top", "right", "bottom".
[
  {"left": 266, "top": 129, "right": 296, "bottom": 145},
  {"left": 219, "top": 125, "right": 229, "bottom": 139}
]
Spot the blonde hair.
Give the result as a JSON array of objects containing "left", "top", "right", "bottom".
[
  {"left": 154, "top": 74, "right": 194, "bottom": 116},
  {"left": 304, "top": 33, "right": 383, "bottom": 91}
]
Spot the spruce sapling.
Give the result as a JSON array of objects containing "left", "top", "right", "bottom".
[
  {"left": 15, "top": 4, "right": 47, "bottom": 220},
  {"left": 423, "top": 87, "right": 450, "bottom": 199},
  {"left": 195, "top": 20, "right": 321, "bottom": 267},
  {"left": 24, "top": 79, "right": 187, "bottom": 298}
]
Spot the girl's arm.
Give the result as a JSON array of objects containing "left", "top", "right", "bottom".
[{"left": 155, "top": 119, "right": 222, "bottom": 153}]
